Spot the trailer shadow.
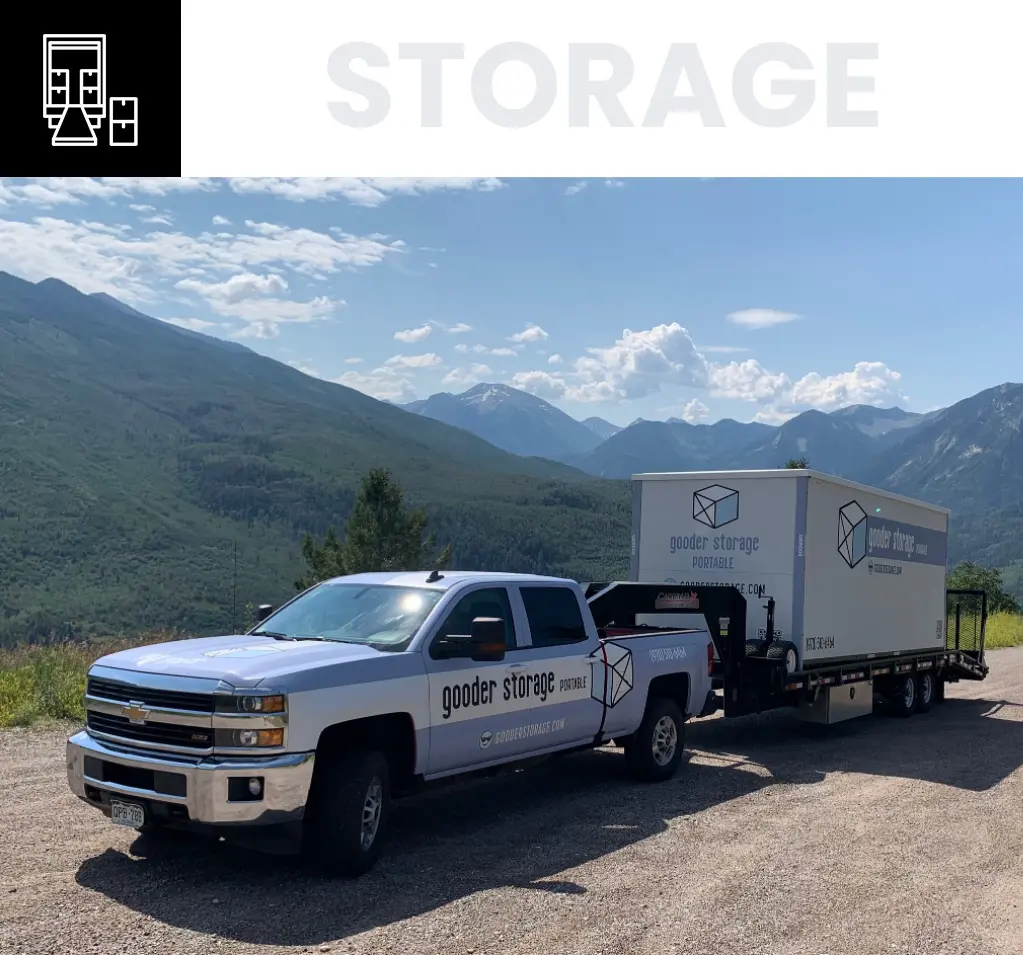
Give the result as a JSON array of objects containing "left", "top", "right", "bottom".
[{"left": 73, "top": 696, "right": 1023, "bottom": 947}]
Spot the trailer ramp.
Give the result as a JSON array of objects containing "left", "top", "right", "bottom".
[{"left": 946, "top": 588, "right": 989, "bottom": 680}]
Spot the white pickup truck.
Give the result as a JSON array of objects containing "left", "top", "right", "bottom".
[{"left": 67, "top": 572, "right": 717, "bottom": 876}]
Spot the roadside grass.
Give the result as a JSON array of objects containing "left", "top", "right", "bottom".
[
  {"left": 983, "top": 612, "right": 1023, "bottom": 650},
  {"left": 0, "top": 632, "right": 181, "bottom": 728},
  {"left": 3, "top": 613, "right": 1023, "bottom": 729}
]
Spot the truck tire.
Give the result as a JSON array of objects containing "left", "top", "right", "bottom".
[
  {"left": 744, "top": 639, "right": 767, "bottom": 657},
  {"left": 890, "top": 673, "right": 917, "bottom": 718},
  {"left": 916, "top": 671, "right": 936, "bottom": 713},
  {"left": 624, "top": 697, "right": 686, "bottom": 783},
  {"left": 765, "top": 640, "right": 799, "bottom": 675},
  {"left": 303, "top": 749, "right": 391, "bottom": 877}
]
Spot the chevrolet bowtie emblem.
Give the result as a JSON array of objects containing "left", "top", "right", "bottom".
[{"left": 122, "top": 701, "right": 150, "bottom": 724}]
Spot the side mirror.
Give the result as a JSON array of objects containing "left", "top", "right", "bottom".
[
  {"left": 469, "top": 617, "right": 506, "bottom": 662},
  {"left": 256, "top": 604, "right": 274, "bottom": 623}
]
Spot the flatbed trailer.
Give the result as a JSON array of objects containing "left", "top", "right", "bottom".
[{"left": 583, "top": 579, "right": 988, "bottom": 723}]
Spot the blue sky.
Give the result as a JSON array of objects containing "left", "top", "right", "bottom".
[{"left": 0, "top": 176, "right": 1020, "bottom": 426}]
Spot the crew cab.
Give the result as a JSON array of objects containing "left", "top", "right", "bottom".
[{"left": 67, "top": 572, "right": 716, "bottom": 876}]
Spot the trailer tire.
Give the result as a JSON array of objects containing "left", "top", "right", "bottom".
[
  {"left": 624, "top": 697, "right": 686, "bottom": 783},
  {"left": 765, "top": 640, "right": 800, "bottom": 674},
  {"left": 302, "top": 749, "right": 391, "bottom": 878},
  {"left": 916, "top": 672, "right": 936, "bottom": 713},
  {"left": 744, "top": 639, "right": 767, "bottom": 657},
  {"left": 890, "top": 673, "right": 917, "bottom": 718}
]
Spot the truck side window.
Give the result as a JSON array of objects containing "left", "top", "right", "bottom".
[
  {"left": 520, "top": 586, "right": 588, "bottom": 647},
  {"left": 433, "top": 588, "right": 517, "bottom": 650}
]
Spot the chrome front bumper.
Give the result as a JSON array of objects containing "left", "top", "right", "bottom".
[{"left": 67, "top": 730, "right": 315, "bottom": 826}]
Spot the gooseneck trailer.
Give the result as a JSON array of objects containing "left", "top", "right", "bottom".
[{"left": 589, "top": 468, "right": 989, "bottom": 722}]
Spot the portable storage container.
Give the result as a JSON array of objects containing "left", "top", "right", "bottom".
[{"left": 629, "top": 469, "right": 949, "bottom": 669}]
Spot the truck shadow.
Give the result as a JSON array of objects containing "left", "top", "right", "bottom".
[{"left": 74, "top": 696, "right": 1023, "bottom": 946}]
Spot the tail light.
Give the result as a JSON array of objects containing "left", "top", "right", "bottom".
[{"left": 707, "top": 639, "right": 714, "bottom": 675}]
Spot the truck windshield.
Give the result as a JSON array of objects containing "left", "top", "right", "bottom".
[{"left": 255, "top": 583, "right": 444, "bottom": 651}]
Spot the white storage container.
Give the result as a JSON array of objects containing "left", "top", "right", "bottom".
[{"left": 630, "top": 469, "right": 949, "bottom": 669}]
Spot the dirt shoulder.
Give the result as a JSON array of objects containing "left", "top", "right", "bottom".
[{"left": 3, "top": 651, "right": 1023, "bottom": 955}]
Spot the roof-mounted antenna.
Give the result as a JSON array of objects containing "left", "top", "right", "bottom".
[{"left": 426, "top": 569, "right": 444, "bottom": 583}]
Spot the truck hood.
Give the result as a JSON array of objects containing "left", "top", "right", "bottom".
[{"left": 94, "top": 634, "right": 389, "bottom": 688}]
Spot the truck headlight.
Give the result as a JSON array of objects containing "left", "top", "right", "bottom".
[
  {"left": 215, "top": 728, "right": 285, "bottom": 748},
  {"left": 216, "top": 693, "right": 286, "bottom": 714}
]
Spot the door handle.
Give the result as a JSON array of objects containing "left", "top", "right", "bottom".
[{"left": 508, "top": 663, "right": 529, "bottom": 670}]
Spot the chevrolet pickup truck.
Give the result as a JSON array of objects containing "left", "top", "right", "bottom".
[{"left": 67, "top": 572, "right": 716, "bottom": 876}]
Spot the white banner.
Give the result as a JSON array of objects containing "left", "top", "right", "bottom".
[{"left": 181, "top": 0, "right": 1019, "bottom": 176}]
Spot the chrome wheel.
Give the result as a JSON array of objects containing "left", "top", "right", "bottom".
[
  {"left": 361, "top": 777, "right": 383, "bottom": 850},
  {"left": 903, "top": 677, "right": 916, "bottom": 710},
  {"left": 651, "top": 715, "right": 678, "bottom": 766}
]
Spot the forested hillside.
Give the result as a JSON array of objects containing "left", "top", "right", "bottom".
[{"left": 0, "top": 271, "right": 630, "bottom": 644}]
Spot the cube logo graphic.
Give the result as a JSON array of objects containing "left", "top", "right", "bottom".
[
  {"left": 43, "top": 34, "right": 138, "bottom": 146},
  {"left": 838, "top": 500, "right": 868, "bottom": 568},
  {"left": 693, "top": 484, "right": 739, "bottom": 529},
  {"left": 589, "top": 641, "right": 634, "bottom": 708}
]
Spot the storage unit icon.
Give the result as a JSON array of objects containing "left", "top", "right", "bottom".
[
  {"left": 109, "top": 97, "right": 138, "bottom": 146},
  {"left": 693, "top": 484, "right": 739, "bottom": 529},
  {"left": 43, "top": 34, "right": 106, "bottom": 146},
  {"left": 837, "top": 500, "right": 868, "bottom": 568}
]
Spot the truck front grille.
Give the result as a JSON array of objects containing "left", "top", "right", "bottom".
[
  {"left": 86, "top": 712, "right": 213, "bottom": 750},
  {"left": 86, "top": 676, "right": 215, "bottom": 713}
]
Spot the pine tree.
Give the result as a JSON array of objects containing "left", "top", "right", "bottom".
[{"left": 295, "top": 468, "right": 452, "bottom": 589}]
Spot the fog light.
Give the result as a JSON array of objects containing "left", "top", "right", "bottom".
[{"left": 247, "top": 777, "right": 262, "bottom": 796}]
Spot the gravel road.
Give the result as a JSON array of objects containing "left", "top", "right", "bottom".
[{"left": 4, "top": 649, "right": 1023, "bottom": 955}]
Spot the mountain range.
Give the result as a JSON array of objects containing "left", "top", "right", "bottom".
[
  {"left": 2, "top": 266, "right": 1023, "bottom": 643},
  {"left": 399, "top": 384, "right": 943, "bottom": 479}
]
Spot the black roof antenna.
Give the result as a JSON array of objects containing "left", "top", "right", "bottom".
[{"left": 426, "top": 569, "right": 444, "bottom": 583}]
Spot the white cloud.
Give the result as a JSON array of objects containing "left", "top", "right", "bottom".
[
  {"left": 697, "top": 344, "right": 748, "bottom": 354},
  {"left": 454, "top": 343, "right": 469, "bottom": 354},
  {"left": 548, "top": 354, "right": 563, "bottom": 364},
  {"left": 788, "top": 361, "right": 905, "bottom": 410},
  {"left": 604, "top": 179, "right": 626, "bottom": 189},
  {"left": 565, "top": 181, "right": 588, "bottom": 196},
  {"left": 726, "top": 308, "right": 801, "bottom": 329},
  {"left": 394, "top": 324, "right": 433, "bottom": 343},
  {"left": 130, "top": 204, "right": 155, "bottom": 213},
  {"left": 383, "top": 353, "right": 442, "bottom": 370},
  {"left": 489, "top": 347, "right": 518, "bottom": 357},
  {"left": 176, "top": 272, "right": 289, "bottom": 304},
  {"left": 335, "top": 368, "right": 417, "bottom": 403},
  {"left": 160, "top": 316, "right": 220, "bottom": 332},
  {"left": 212, "top": 215, "right": 231, "bottom": 225},
  {"left": 508, "top": 323, "right": 549, "bottom": 344},
  {"left": 344, "top": 357, "right": 364, "bottom": 364},
  {"left": 141, "top": 215, "right": 173, "bottom": 226},
  {"left": 680, "top": 399, "right": 710, "bottom": 423},
  {"left": 0, "top": 216, "right": 402, "bottom": 306},
  {"left": 446, "top": 322, "right": 472, "bottom": 334},
  {"left": 708, "top": 359, "right": 790, "bottom": 402},
  {"left": 226, "top": 177, "right": 504, "bottom": 207},
  {"left": 442, "top": 364, "right": 493, "bottom": 388},
  {"left": 507, "top": 321, "right": 906, "bottom": 420},
  {"left": 0, "top": 177, "right": 215, "bottom": 206}
]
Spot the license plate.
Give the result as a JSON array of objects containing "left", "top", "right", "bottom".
[{"left": 110, "top": 799, "right": 145, "bottom": 828}]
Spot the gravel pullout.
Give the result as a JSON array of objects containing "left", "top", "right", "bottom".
[{"left": 3, "top": 648, "right": 1023, "bottom": 955}]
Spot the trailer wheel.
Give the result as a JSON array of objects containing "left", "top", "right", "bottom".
[
  {"left": 890, "top": 673, "right": 917, "bottom": 718},
  {"left": 624, "top": 697, "right": 686, "bottom": 782},
  {"left": 302, "top": 749, "right": 391, "bottom": 877},
  {"left": 765, "top": 640, "right": 799, "bottom": 674},
  {"left": 744, "top": 639, "right": 767, "bottom": 657},
  {"left": 916, "top": 672, "right": 935, "bottom": 713}
]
